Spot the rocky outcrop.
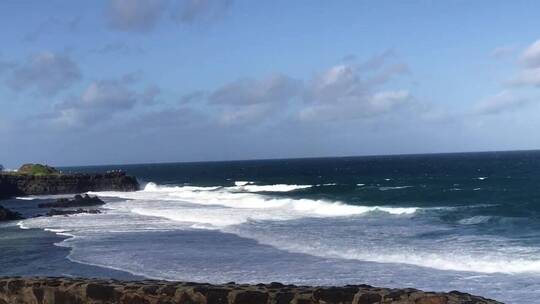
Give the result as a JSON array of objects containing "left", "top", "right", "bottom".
[
  {"left": 38, "top": 194, "right": 105, "bottom": 208},
  {"left": 0, "top": 206, "right": 24, "bottom": 221},
  {"left": 0, "top": 277, "right": 502, "bottom": 304},
  {"left": 0, "top": 171, "right": 139, "bottom": 200}
]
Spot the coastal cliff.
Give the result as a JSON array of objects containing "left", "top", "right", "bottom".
[
  {"left": 0, "top": 277, "right": 501, "bottom": 304},
  {"left": 0, "top": 171, "right": 139, "bottom": 200}
]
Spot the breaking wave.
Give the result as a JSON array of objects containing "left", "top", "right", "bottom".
[{"left": 88, "top": 182, "right": 417, "bottom": 228}]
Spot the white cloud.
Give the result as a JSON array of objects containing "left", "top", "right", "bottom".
[
  {"left": 106, "top": 0, "right": 233, "bottom": 33},
  {"left": 510, "top": 39, "right": 540, "bottom": 87},
  {"left": 107, "top": 0, "right": 166, "bottom": 32},
  {"left": 520, "top": 39, "right": 540, "bottom": 68},
  {"left": 300, "top": 89, "right": 411, "bottom": 122},
  {"left": 491, "top": 46, "right": 516, "bottom": 59},
  {"left": 171, "top": 0, "right": 233, "bottom": 24},
  {"left": 92, "top": 42, "right": 145, "bottom": 55},
  {"left": 24, "top": 16, "right": 81, "bottom": 42},
  {"left": 208, "top": 74, "right": 301, "bottom": 126},
  {"left": 209, "top": 74, "right": 301, "bottom": 105},
  {"left": 300, "top": 56, "right": 411, "bottom": 121},
  {"left": 6, "top": 52, "right": 81, "bottom": 96},
  {"left": 474, "top": 91, "right": 532, "bottom": 115},
  {"left": 217, "top": 103, "right": 274, "bottom": 126},
  {"left": 511, "top": 67, "right": 540, "bottom": 87},
  {"left": 47, "top": 77, "right": 160, "bottom": 127},
  {"left": 179, "top": 90, "right": 205, "bottom": 103},
  {"left": 197, "top": 53, "right": 415, "bottom": 125}
]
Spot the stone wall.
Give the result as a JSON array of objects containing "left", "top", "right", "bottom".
[{"left": 0, "top": 277, "right": 502, "bottom": 304}]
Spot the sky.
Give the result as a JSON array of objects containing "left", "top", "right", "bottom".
[{"left": 1, "top": 0, "right": 540, "bottom": 168}]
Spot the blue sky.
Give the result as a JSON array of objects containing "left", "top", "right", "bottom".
[{"left": 1, "top": 0, "right": 540, "bottom": 167}]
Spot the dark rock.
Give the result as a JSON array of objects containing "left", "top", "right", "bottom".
[
  {"left": 415, "top": 296, "right": 448, "bottom": 304},
  {"left": 198, "top": 287, "right": 230, "bottom": 304},
  {"left": 354, "top": 292, "right": 382, "bottom": 304},
  {"left": 46, "top": 208, "right": 101, "bottom": 217},
  {"left": 159, "top": 285, "right": 177, "bottom": 297},
  {"left": 269, "top": 282, "right": 285, "bottom": 288},
  {"left": 313, "top": 286, "right": 358, "bottom": 303},
  {"left": 140, "top": 284, "right": 160, "bottom": 295},
  {"left": 6, "top": 279, "right": 25, "bottom": 293},
  {"left": 0, "top": 205, "right": 24, "bottom": 221},
  {"left": 228, "top": 290, "right": 268, "bottom": 304},
  {"left": 38, "top": 194, "right": 105, "bottom": 208},
  {"left": 275, "top": 292, "right": 295, "bottom": 304},
  {"left": 86, "top": 283, "right": 115, "bottom": 301},
  {"left": 121, "top": 294, "right": 151, "bottom": 304},
  {"left": 32, "top": 287, "right": 44, "bottom": 303},
  {"left": 54, "top": 289, "right": 83, "bottom": 304}
]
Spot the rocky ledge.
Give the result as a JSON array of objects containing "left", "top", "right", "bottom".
[
  {"left": 0, "top": 205, "right": 23, "bottom": 221},
  {"left": 38, "top": 194, "right": 105, "bottom": 208},
  {"left": 0, "top": 277, "right": 501, "bottom": 304},
  {"left": 0, "top": 167, "right": 139, "bottom": 200},
  {"left": 45, "top": 208, "right": 102, "bottom": 217}
]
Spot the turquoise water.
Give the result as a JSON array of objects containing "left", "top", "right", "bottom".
[{"left": 4, "top": 151, "right": 540, "bottom": 303}]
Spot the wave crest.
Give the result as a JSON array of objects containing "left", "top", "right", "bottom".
[{"left": 90, "top": 182, "right": 417, "bottom": 229}]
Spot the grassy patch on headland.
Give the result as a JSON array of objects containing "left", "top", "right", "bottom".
[{"left": 9, "top": 164, "right": 62, "bottom": 176}]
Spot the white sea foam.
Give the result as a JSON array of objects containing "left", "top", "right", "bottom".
[
  {"left": 459, "top": 216, "right": 493, "bottom": 225},
  {"left": 15, "top": 194, "right": 75, "bottom": 200},
  {"left": 379, "top": 186, "right": 413, "bottom": 191},
  {"left": 476, "top": 177, "right": 488, "bottom": 180},
  {"left": 298, "top": 246, "right": 540, "bottom": 274},
  {"left": 44, "top": 228, "right": 70, "bottom": 233},
  {"left": 17, "top": 221, "right": 30, "bottom": 229},
  {"left": 233, "top": 184, "right": 312, "bottom": 192},
  {"left": 226, "top": 221, "right": 540, "bottom": 275},
  {"left": 234, "top": 181, "right": 252, "bottom": 186}
]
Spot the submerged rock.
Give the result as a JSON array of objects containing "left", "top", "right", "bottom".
[
  {"left": 38, "top": 194, "right": 105, "bottom": 208},
  {"left": 0, "top": 277, "right": 502, "bottom": 304},
  {"left": 0, "top": 205, "right": 24, "bottom": 221},
  {"left": 46, "top": 208, "right": 102, "bottom": 217}
]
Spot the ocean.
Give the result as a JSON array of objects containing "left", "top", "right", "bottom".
[{"left": 3, "top": 151, "right": 540, "bottom": 303}]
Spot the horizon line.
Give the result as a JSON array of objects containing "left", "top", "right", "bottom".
[{"left": 54, "top": 148, "right": 540, "bottom": 169}]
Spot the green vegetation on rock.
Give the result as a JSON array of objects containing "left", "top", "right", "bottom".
[{"left": 17, "top": 164, "right": 60, "bottom": 176}]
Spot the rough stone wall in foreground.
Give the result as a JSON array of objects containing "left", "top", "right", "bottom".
[{"left": 0, "top": 277, "right": 502, "bottom": 304}]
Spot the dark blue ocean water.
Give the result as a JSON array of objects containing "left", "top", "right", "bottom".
[{"left": 3, "top": 151, "right": 540, "bottom": 303}]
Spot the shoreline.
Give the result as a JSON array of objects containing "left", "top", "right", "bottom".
[{"left": 0, "top": 277, "right": 502, "bottom": 304}]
